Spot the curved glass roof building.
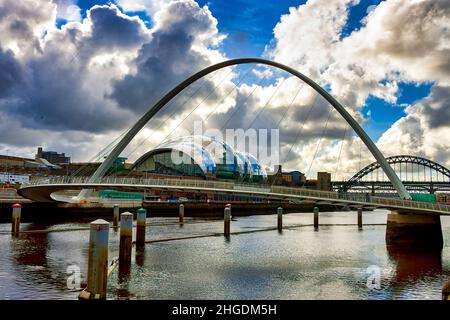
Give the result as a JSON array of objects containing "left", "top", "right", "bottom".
[{"left": 132, "top": 135, "right": 267, "bottom": 182}]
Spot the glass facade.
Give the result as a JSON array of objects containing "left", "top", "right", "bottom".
[{"left": 133, "top": 135, "right": 267, "bottom": 182}]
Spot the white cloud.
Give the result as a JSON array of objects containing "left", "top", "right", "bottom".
[
  {"left": 0, "top": 0, "right": 228, "bottom": 162},
  {"left": 0, "top": 0, "right": 448, "bottom": 180},
  {"left": 265, "top": 0, "right": 450, "bottom": 177},
  {"left": 55, "top": 0, "right": 82, "bottom": 22},
  {"left": 0, "top": 0, "right": 56, "bottom": 59}
]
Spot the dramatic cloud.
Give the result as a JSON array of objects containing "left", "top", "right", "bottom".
[
  {"left": 110, "top": 0, "right": 225, "bottom": 113},
  {"left": 1, "top": 4, "right": 149, "bottom": 134},
  {"left": 0, "top": 0, "right": 56, "bottom": 59},
  {"left": 0, "top": 0, "right": 227, "bottom": 161},
  {"left": 265, "top": 0, "right": 450, "bottom": 176},
  {"left": 378, "top": 85, "right": 450, "bottom": 167},
  {"left": 0, "top": 0, "right": 448, "bottom": 180}
]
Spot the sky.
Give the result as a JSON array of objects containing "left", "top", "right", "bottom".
[{"left": 0, "top": 0, "right": 448, "bottom": 180}]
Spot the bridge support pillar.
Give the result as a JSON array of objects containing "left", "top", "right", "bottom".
[{"left": 386, "top": 211, "right": 443, "bottom": 249}]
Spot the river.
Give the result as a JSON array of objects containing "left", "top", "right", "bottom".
[{"left": 0, "top": 209, "right": 449, "bottom": 300}]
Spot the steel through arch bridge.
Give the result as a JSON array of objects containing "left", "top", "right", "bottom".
[
  {"left": 17, "top": 58, "right": 450, "bottom": 216},
  {"left": 333, "top": 155, "right": 450, "bottom": 195}
]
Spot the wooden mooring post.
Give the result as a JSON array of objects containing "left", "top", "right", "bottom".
[
  {"left": 314, "top": 206, "right": 319, "bottom": 230},
  {"left": 179, "top": 204, "right": 184, "bottom": 225},
  {"left": 113, "top": 204, "right": 119, "bottom": 228},
  {"left": 277, "top": 207, "right": 283, "bottom": 232},
  {"left": 11, "top": 203, "right": 22, "bottom": 235},
  {"left": 79, "top": 219, "right": 109, "bottom": 300},
  {"left": 224, "top": 206, "right": 231, "bottom": 238},
  {"left": 357, "top": 207, "right": 363, "bottom": 229},
  {"left": 136, "top": 208, "right": 147, "bottom": 247}
]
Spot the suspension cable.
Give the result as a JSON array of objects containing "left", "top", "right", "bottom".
[
  {"left": 70, "top": 128, "right": 130, "bottom": 177},
  {"left": 119, "top": 74, "right": 215, "bottom": 161},
  {"left": 281, "top": 91, "right": 320, "bottom": 170},
  {"left": 154, "top": 66, "right": 251, "bottom": 148},
  {"left": 119, "top": 68, "right": 234, "bottom": 167},
  {"left": 333, "top": 122, "right": 349, "bottom": 182},
  {"left": 200, "top": 66, "right": 254, "bottom": 125},
  {"left": 273, "top": 82, "right": 304, "bottom": 130},
  {"left": 219, "top": 75, "right": 267, "bottom": 131},
  {"left": 304, "top": 107, "right": 334, "bottom": 183},
  {"left": 245, "top": 77, "right": 287, "bottom": 130}
]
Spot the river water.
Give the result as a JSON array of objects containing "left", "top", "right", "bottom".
[{"left": 0, "top": 209, "right": 449, "bottom": 300}]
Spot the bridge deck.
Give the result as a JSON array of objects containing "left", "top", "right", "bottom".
[{"left": 18, "top": 176, "right": 450, "bottom": 215}]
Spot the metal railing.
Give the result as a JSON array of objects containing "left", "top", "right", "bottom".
[{"left": 22, "top": 176, "right": 450, "bottom": 213}]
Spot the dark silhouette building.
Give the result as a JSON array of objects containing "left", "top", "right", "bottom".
[{"left": 36, "top": 147, "right": 70, "bottom": 164}]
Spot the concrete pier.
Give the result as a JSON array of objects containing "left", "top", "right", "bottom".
[
  {"left": 113, "top": 204, "right": 119, "bottom": 228},
  {"left": 79, "top": 219, "right": 109, "bottom": 300},
  {"left": 179, "top": 204, "right": 184, "bottom": 225},
  {"left": 357, "top": 208, "right": 363, "bottom": 229},
  {"left": 313, "top": 206, "right": 319, "bottom": 230},
  {"left": 11, "top": 203, "right": 22, "bottom": 235},
  {"left": 136, "top": 208, "right": 147, "bottom": 247},
  {"left": 277, "top": 207, "right": 283, "bottom": 232},
  {"left": 386, "top": 211, "right": 443, "bottom": 248}
]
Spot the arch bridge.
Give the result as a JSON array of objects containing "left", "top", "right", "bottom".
[
  {"left": 18, "top": 58, "right": 449, "bottom": 248},
  {"left": 334, "top": 155, "right": 450, "bottom": 195}
]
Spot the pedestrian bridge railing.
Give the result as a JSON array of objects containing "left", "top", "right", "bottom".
[{"left": 22, "top": 176, "right": 450, "bottom": 213}]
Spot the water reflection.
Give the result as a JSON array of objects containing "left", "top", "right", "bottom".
[
  {"left": 387, "top": 245, "right": 442, "bottom": 280},
  {"left": 11, "top": 229, "right": 48, "bottom": 267},
  {"left": 118, "top": 263, "right": 131, "bottom": 283},
  {"left": 1, "top": 210, "right": 449, "bottom": 300},
  {"left": 135, "top": 247, "right": 145, "bottom": 267}
]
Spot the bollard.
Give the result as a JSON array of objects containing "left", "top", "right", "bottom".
[
  {"left": 119, "top": 212, "right": 133, "bottom": 265},
  {"left": 442, "top": 280, "right": 450, "bottom": 300},
  {"left": 179, "top": 204, "right": 184, "bottom": 224},
  {"left": 277, "top": 207, "right": 283, "bottom": 232},
  {"left": 136, "top": 208, "right": 147, "bottom": 247},
  {"left": 224, "top": 206, "right": 231, "bottom": 238},
  {"left": 79, "top": 219, "right": 109, "bottom": 300},
  {"left": 11, "top": 203, "right": 22, "bottom": 235},
  {"left": 357, "top": 208, "right": 363, "bottom": 229},
  {"left": 113, "top": 204, "right": 119, "bottom": 228},
  {"left": 313, "top": 206, "right": 319, "bottom": 230}
]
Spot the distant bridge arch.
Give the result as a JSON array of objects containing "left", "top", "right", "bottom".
[
  {"left": 83, "top": 58, "right": 411, "bottom": 199},
  {"left": 343, "top": 155, "right": 450, "bottom": 192}
]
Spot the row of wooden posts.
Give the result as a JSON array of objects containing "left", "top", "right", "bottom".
[
  {"left": 6, "top": 202, "right": 450, "bottom": 300},
  {"left": 8, "top": 202, "right": 355, "bottom": 297},
  {"left": 8, "top": 202, "right": 364, "bottom": 237},
  {"left": 77, "top": 204, "right": 365, "bottom": 299}
]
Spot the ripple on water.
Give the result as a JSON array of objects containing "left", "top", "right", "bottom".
[{"left": 0, "top": 210, "right": 449, "bottom": 300}]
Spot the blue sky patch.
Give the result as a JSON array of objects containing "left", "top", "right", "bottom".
[
  {"left": 362, "top": 82, "right": 431, "bottom": 140},
  {"left": 341, "top": 0, "right": 383, "bottom": 38},
  {"left": 196, "top": 0, "right": 306, "bottom": 58}
]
